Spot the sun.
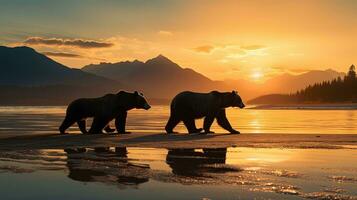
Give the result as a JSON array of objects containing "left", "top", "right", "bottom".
[{"left": 251, "top": 71, "right": 263, "bottom": 81}]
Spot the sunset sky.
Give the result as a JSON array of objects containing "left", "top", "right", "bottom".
[{"left": 1, "top": 0, "right": 357, "bottom": 81}]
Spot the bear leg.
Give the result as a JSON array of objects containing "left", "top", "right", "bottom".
[
  {"left": 216, "top": 109, "right": 239, "bottom": 134},
  {"left": 89, "top": 117, "right": 109, "bottom": 134},
  {"left": 165, "top": 115, "right": 181, "bottom": 134},
  {"left": 203, "top": 115, "right": 215, "bottom": 134},
  {"left": 77, "top": 120, "right": 88, "bottom": 134},
  {"left": 59, "top": 116, "right": 76, "bottom": 134},
  {"left": 115, "top": 111, "right": 131, "bottom": 134},
  {"left": 104, "top": 125, "right": 116, "bottom": 133},
  {"left": 183, "top": 118, "right": 202, "bottom": 134}
]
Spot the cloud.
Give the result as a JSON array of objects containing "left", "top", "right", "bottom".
[
  {"left": 193, "top": 45, "right": 215, "bottom": 53},
  {"left": 271, "top": 66, "right": 310, "bottom": 74},
  {"left": 42, "top": 51, "right": 82, "bottom": 58},
  {"left": 287, "top": 68, "right": 310, "bottom": 73},
  {"left": 24, "top": 37, "right": 114, "bottom": 48},
  {"left": 194, "top": 44, "right": 266, "bottom": 55},
  {"left": 42, "top": 51, "right": 106, "bottom": 61},
  {"left": 158, "top": 30, "right": 173, "bottom": 36},
  {"left": 240, "top": 45, "right": 265, "bottom": 50}
]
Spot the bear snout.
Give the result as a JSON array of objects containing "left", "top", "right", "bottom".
[
  {"left": 239, "top": 103, "right": 245, "bottom": 108},
  {"left": 144, "top": 103, "right": 151, "bottom": 110}
]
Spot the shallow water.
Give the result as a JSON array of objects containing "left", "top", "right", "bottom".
[
  {"left": 0, "top": 106, "right": 356, "bottom": 137},
  {"left": 0, "top": 147, "right": 356, "bottom": 200}
]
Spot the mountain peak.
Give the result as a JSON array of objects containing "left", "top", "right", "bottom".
[
  {"left": 146, "top": 54, "right": 173, "bottom": 64},
  {"left": 156, "top": 54, "right": 168, "bottom": 59},
  {"left": 14, "top": 46, "right": 35, "bottom": 51},
  {"left": 0, "top": 45, "right": 36, "bottom": 53},
  {"left": 132, "top": 59, "right": 143, "bottom": 64}
]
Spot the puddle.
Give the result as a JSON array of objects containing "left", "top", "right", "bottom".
[{"left": 0, "top": 147, "right": 356, "bottom": 200}]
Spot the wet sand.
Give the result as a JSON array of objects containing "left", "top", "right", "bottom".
[
  {"left": 0, "top": 132, "right": 356, "bottom": 150},
  {"left": 1, "top": 107, "right": 356, "bottom": 199},
  {"left": 0, "top": 146, "right": 356, "bottom": 200}
]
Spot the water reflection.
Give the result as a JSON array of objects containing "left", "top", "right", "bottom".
[
  {"left": 166, "top": 148, "right": 240, "bottom": 177},
  {"left": 63, "top": 147, "right": 239, "bottom": 186},
  {"left": 64, "top": 147, "right": 149, "bottom": 187},
  {"left": 0, "top": 147, "right": 356, "bottom": 199}
]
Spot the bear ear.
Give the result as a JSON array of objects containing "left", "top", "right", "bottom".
[
  {"left": 211, "top": 91, "right": 220, "bottom": 96},
  {"left": 231, "top": 90, "right": 237, "bottom": 95},
  {"left": 134, "top": 91, "right": 139, "bottom": 95},
  {"left": 117, "top": 90, "right": 125, "bottom": 95}
]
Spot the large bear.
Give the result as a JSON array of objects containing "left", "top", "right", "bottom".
[
  {"left": 59, "top": 91, "right": 151, "bottom": 134},
  {"left": 165, "top": 91, "right": 245, "bottom": 134}
]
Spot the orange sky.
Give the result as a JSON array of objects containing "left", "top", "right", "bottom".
[{"left": 1, "top": 0, "right": 357, "bottom": 81}]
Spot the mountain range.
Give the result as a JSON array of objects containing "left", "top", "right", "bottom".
[
  {"left": 224, "top": 69, "right": 345, "bottom": 100},
  {"left": 0, "top": 46, "right": 121, "bottom": 105},
  {"left": 82, "top": 55, "right": 224, "bottom": 98},
  {"left": 0, "top": 46, "right": 117, "bottom": 86},
  {"left": 83, "top": 56, "right": 344, "bottom": 100},
  {"left": 0, "top": 46, "right": 345, "bottom": 105}
]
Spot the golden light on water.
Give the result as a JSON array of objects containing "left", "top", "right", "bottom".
[
  {"left": 226, "top": 148, "right": 295, "bottom": 165},
  {"left": 249, "top": 119, "right": 262, "bottom": 133}
]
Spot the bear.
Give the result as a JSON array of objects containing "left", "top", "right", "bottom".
[
  {"left": 59, "top": 91, "right": 151, "bottom": 134},
  {"left": 165, "top": 90, "right": 245, "bottom": 134}
]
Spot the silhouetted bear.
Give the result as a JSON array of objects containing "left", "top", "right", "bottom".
[
  {"left": 165, "top": 91, "right": 245, "bottom": 134},
  {"left": 59, "top": 91, "right": 151, "bottom": 134}
]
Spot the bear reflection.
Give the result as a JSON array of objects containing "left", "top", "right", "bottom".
[
  {"left": 64, "top": 147, "right": 149, "bottom": 187},
  {"left": 166, "top": 148, "right": 234, "bottom": 177}
]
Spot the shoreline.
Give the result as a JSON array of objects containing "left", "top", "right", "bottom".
[
  {"left": 249, "top": 103, "right": 357, "bottom": 110},
  {"left": 1, "top": 103, "right": 357, "bottom": 110},
  {"left": 0, "top": 132, "right": 356, "bottom": 150}
]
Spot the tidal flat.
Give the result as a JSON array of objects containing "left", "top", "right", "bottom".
[
  {"left": 0, "top": 147, "right": 356, "bottom": 200},
  {"left": 0, "top": 106, "right": 356, "bottom": 199}
]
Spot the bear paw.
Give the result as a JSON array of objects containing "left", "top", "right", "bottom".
[
  {"left": 188, "top": 128, "right": 203, "bottom": 134},
  {"left": 230, "top": 130, "right": 240, "bottom": 134},
  {"left": 104, "top": 128, "right": 116, "bottom": 133},
  {"left": 117, "top": 131, "right": 131, "bottom": 134}
]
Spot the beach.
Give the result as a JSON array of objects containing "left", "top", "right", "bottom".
[
  {"left": 0, "top": 138, "right": 356, "bottom": 200},
  {"left": 0, "top": 132, "right": 357, "bottom": 150},
  {"left": 0, "top": 106, "right": 356, "bottom": 199}
]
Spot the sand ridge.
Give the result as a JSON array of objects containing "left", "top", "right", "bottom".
[{"left": 0, "top": 133, "right": 356, "bottom": 150}]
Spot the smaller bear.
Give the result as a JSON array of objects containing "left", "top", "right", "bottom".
[
  {"left": 59, "top": 91, "right": 151, "bottom": 134},
  {"left": 165, "top": 91, "right": 245, "bottom": 134}
]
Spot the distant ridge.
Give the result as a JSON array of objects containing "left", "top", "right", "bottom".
[
  {"left": 0, "top": 45, "right": 348, "bottom": 105},
  {"left": 83, "top": 55, "right": 222, "bottom": 98},
  {"left": 248, "top": 66, "right": 357, "bottom": 104},
  {"left": 83, "top": 54, "right": 345, "bottom": 100},
  {"left": 0, "top": 46, "right": 117, "bottom": 86},
  {"left": 225, "top": 69, "right": 345, "bottom": 100},
  {"left": 0, "top": 46, "right": 122, "bottom": 105}
]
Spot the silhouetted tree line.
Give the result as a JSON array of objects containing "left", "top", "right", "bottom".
[{"left": 293, "top": 65, "right": 357, "bottom": 103}]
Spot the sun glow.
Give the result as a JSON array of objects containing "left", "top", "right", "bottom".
[{"left": 251, "top": 71, "right": 263, "bottom": 81}]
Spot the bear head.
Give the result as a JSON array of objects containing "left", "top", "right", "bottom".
[
  {"left": 133, "top": 91, "right": 151, "bottom": 110},
  {"left": 216, "top": 90, "right": 245, "bottom": 108},
  {"left": 117, "top": 91, "right": 151, "bottom": 110}
]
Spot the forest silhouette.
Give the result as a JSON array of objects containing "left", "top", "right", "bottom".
[
  {"left": 249, "top": 65, "right": 357, "bottom": 104},
  {"left": 295, "top": 65, "right": 357, "bottom": 103}
]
